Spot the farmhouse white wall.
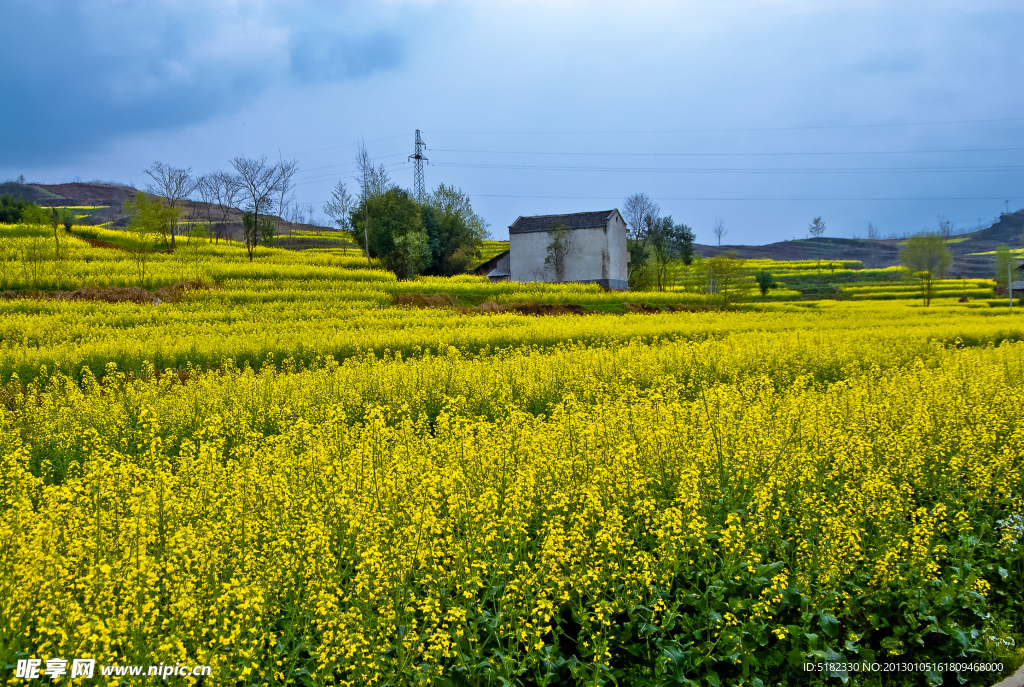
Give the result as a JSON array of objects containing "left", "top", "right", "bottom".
[{"left": 507, "top": 210, "right": 629, "bottom": 290}]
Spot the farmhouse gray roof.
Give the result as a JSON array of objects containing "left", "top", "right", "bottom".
[{"left": 508, "top": 210, "right": 618, "bottom": 235}]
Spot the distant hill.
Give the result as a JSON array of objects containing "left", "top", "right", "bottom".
[
  {"left": 0, "top": 181, "right": 68, "bottom": 204},
  {"left": 0, "top": 181, "right": 143, "bottom": 227},
  {"left": 0, "top": 181, "right": 350, "bottom": 249},
  {"left": 697, "top": 209, "right": 1023, "bottom": 278}
]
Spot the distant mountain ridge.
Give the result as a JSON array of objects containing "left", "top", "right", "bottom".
[
  {"left": 695, "top": 210, "right": 1023, "bottom": 278},
  {"left": 0, "top": 181, "right": 337, "bottom": 247}
]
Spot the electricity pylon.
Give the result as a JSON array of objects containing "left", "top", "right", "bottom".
[{"left": 409, "top": 130, "right": 428, "bottom": 202}]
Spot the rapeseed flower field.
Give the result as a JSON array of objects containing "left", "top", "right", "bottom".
[{"left": 0, "top": 223, "right": 1022, "bottom": 686}]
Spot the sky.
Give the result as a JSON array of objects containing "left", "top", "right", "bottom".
[{"left": 2, "top": 0, "right": 1023, "bottom": 244}]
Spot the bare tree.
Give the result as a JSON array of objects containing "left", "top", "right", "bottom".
[
  {"left": 356, "top": 144, "right": 392, "bottom": 201},
  {"left": 230, "top": 155, "right": 288, "bottom": 261},
  {"left": 198, "top": 172, "right": 239, "bottom": 243},
  {"left": 623, "top": 193, "right": 658, "bottom": 241},
  {"left": 808, "top": 216, "right": 827, "bottom": 277},
  {"left": 144, "top": 162, "right": 200, "bottom": 249},
  {"left": 354, "top": 143, "right": 392, "bottom": 269},
  {"left": 275, "top": 153, "right": 299, "bottom": 237},
  {"left": 712, "top": 218, "right": 727, "bottom": 246},
  {"left": 866, "top": 221, "right": 881, "bottom": 268},
  {"left": 196, "top": 174, "right": 218, "bottom": 232},
  {"left": 623, "top": 192, "right": 659, "bottom": 283},
  {"left": 182, "top": 198, "right": 204, "bottom": 244},
  {"left": 809, "top": 216, "right": 826, "bottom": 240},
  {"left": 938, "top": 216, "right": 955, "bottom": 240},
  {"left": 323, "top": 180, "right": 354, "bottom": 233}
]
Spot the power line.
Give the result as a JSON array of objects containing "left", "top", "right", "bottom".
[
  {"left": 292, "top": 153, "right": 408, "bottom": 183},
  {"left": 292, "top": 161, "right": 411, "bottom": 188},
  {"left": 425, "top": 117, "right": 1024, "bottom": 136},
  {"left": 432, "top": 162, "right": 1024, "bottom": 174},
  {"left": 470, "top": 194, "right": 1024, "bottom": 201},
  {"left": 430, "top": 146, "right": 1024, "bottom": 158}
]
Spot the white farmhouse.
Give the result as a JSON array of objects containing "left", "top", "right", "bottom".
[{"left": 495, "top": 209, "right": 629, "bottom": 290}]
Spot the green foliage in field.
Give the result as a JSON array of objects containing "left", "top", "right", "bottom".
[{"left": 0, "top": 194, "right": 39, "bottom": 223}]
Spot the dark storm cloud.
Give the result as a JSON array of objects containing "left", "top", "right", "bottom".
[
  {"left": 290, "top": 29, "right": 406, "bottom": 82},
  {"left": 0, "top": 1, "right": 409, "bottom": 166}
]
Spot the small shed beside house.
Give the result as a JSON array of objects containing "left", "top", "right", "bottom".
[
  {"left": 507, "top": 209, "right": 629, "bottom": 289},
  {"left": 475, "top": 249, "right": 511, "bottom": 282}
]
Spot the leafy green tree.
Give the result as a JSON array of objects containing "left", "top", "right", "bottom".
[
  {"left": 421, "top": 184, "right": 488, "bottom": 276},
  {"left": 646, "top": 216, "right": 673, "bottom": 290},
  {"left": 242, "top": 212, "right": 257, "bottom": 253},
  {"left": 675, "top": 223, "right": 696, "bottom": 267},
  {"left": 390, "top": 230, "right": 432, "bottom": 280},
  {"left": 124, "top": 191, "right": 172, "bottom": 286},
  {"left": 350, "top": 188, "right": 430, "bottom": 279},
  {"left": 754, "top": 270, "right": 778, "bottom": 297},
  {"left": 994, "top": 244, "right": 1020, "bottom": 292},
  {"left": 899, "top": 232, "right": 952, "bottom": 306},
  {"left": 59, "top": 207, "right": 74, "bottom": 232},
  {"left": 258, "top": 216, "right": 277, "bottom": 247},
  {"left": 708, "top": 250, "right": 747, "bottom": 306},
  {"left": 46, "top": 208, "right": 73, "bottom": 262},
  {"left": 18, "top": 203, "right": 51, "bottom": 226},
  {"left": 0, "top": 194, "right": 40, "bottom": 223},
  {"left": 648, "top": 216, "right": 696, "bottom": 290},
  {"left": 241, "top": 213, "right": 277, "bottom": 251}
]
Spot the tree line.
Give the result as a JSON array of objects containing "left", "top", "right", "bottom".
[
  {"left": 322, "top": 144, "right": 489, "bottom": 278},
  {"left": 128, "top": 147, "right": 490, "bottom": 277},
  {"left": 132, "top": 156, "right": 300, "bottom": 262},
  {"left": 621, "top": 192, "right": 697, "bottom": 291}
]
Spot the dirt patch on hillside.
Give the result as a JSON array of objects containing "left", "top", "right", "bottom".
[
  {"left": 623, "top": 302, "right": 662, "bottom": 314},
  {"left": 393, "top": 292, "right": 734, "bottom": 316},
  {"left": 81, "top": 237, "right": 127, "bottom": 251},
  {"left": 36, "top": 182, "right": 140, "bottom": 207},
  {"left": 624, "top": 303, "right": 727, "bottom": 313},
  {"left": 664, "top": 304, "right": 723, "bottom": 313},
  {"left": 393, "top": 293, "right": 585, "bottom": 316},
  {"left": 0, "top": 280, "right": 217, "bottom": 305},
  {"left": 473, "top": 301, "right": 584, "bottom": 316},
  {"left": 393, "top": 292, "right": 462, "bottom": 309}
]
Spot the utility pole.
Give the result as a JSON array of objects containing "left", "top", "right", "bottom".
[
  {"left": 1011, "top": 264, "right": 1014, "bottom": 312},
  {"left": 409, "top": 130, "right": 428, "bottom": 202},
  {"left": 358, "top": 139, "right": 372, "bottom": 269}
]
